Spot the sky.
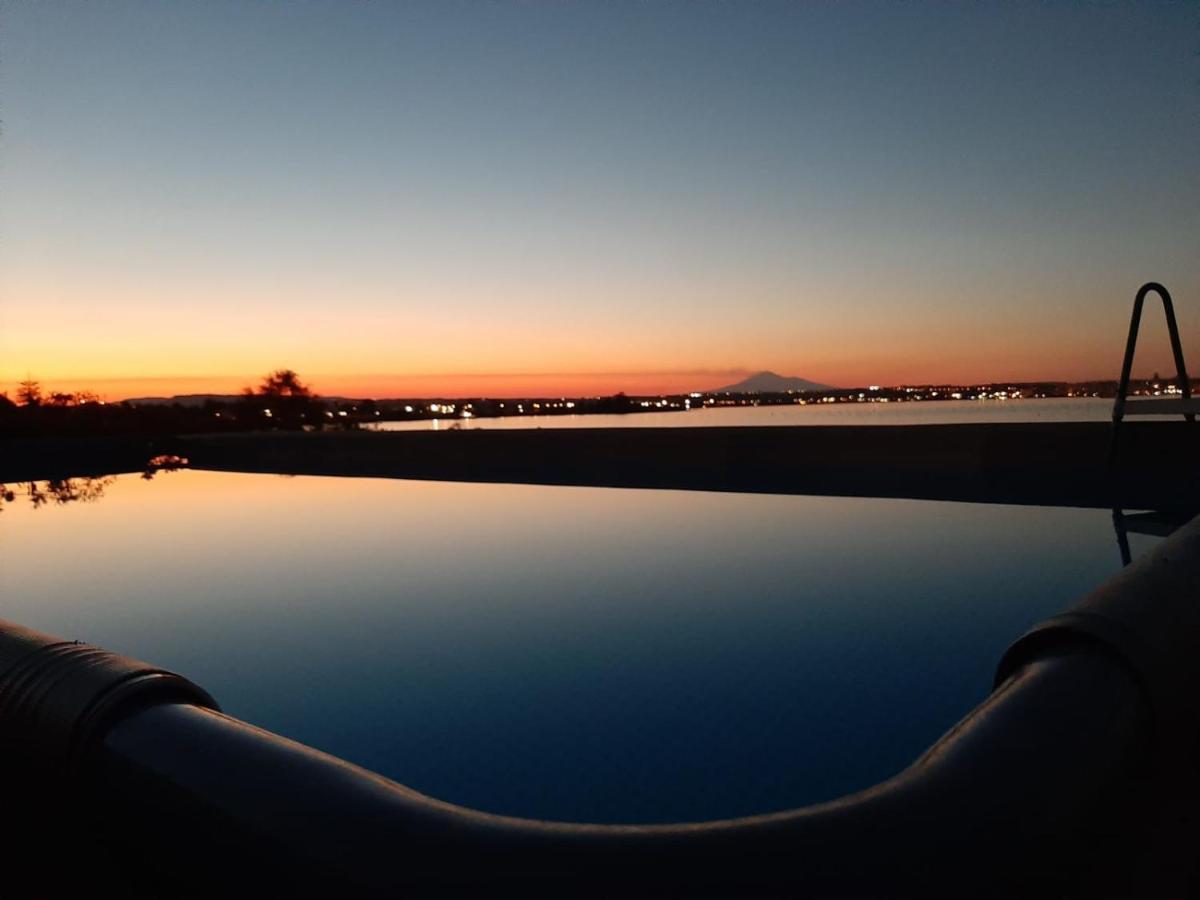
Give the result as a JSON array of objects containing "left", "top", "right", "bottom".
[{"left": 1, "top": 1, "right": 1197, "bottom": 399}]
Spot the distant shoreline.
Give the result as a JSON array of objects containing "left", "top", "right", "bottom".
[{"left": 4, "top": 382, "right": 1162, "bottom": 442}]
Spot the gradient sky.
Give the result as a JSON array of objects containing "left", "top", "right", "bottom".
[{"left": 2, "top": 1, "right": 1197, "bottom": 399}]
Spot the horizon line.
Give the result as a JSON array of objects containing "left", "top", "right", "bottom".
[{"left": 2, "top": 369, "right": 1164, "bottom": 405}]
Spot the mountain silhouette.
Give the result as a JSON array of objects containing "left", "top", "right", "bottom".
[{"left": 713, "top": 371, "right": 834, "bottom": 393}]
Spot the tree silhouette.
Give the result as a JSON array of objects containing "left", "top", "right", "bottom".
[
  {"left": 239, "top": 369, "right": 321, "bottom": 429},
  {"left": 17, "top": 378, "right": 42, "bottom": 407},
  {"left": 256, "top": 369, "right": 314, "bottom": 398},
  {"left": 0, "top": 477, "right": 115, "bottom": 512}
]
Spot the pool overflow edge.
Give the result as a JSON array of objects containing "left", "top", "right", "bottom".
[{"left": 0, "top": 516, "right": 1198, "bottom": 893}]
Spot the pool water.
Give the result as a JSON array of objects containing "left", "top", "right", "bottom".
[{"left": 0, "top": 470, "right": 1158, "bottom": 823}]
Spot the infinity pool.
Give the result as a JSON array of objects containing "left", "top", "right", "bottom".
[{"left": 0, "top": 470, "right": 1155, "bottom": 823}]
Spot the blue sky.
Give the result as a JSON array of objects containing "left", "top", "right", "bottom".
[{"left": 2, "top": 1, "right": 1197, "bottom": 396}]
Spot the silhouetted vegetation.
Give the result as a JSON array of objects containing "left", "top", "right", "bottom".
[
  {"left": 142, "top": 454, "right": 189, "bottom": 480},
  {"left": 1, "top": 392, "right": 236, "bottom": 438},
  {"left": 0, "top": 368, "right": 682, "bottom": 439},
  {"left": 237, "top": 368, "right": 323, "bottom": 431},
  {"left": 16, "top": 378, "right": 42, "bottom": 407},
  {"left": 0, "top": 477, "right": 116, "bottom": 512},
  {"left": 0, "top": 370, "right": 345, "bottom": 438}
]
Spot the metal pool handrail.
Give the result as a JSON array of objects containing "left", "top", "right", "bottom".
[
  {"left": 3, "top": 515, "right": 1200, "bottom": 894},
  {"left": 1112, "top": 282, "right": 1195, "bottom": 426}
]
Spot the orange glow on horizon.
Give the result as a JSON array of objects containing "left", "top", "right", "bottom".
[
  {"left": 0, "top": 354, "right": 1173, "bottom": 404},
  {"left": 5, "top": 248, "right": 1195, "bottom": 402},
  {"left": 3, "top": 290, "right": 1193, "bottom": 401},
  {"left": 1, "top": 371, "right": 756, "bottom": 402}
]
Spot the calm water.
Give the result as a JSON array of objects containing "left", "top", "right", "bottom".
[
  {"left": 369, "top": 396, "right": 1119, "bottom": 431},
  {"left": 0, "top": 470, "right": 1157, "bottom": 823}
]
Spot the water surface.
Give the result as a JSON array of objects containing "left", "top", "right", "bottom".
[
  {"left": 0, "top": 470, "right": 1156, "bottom": 823},
  {"left": 369, "top": 396, "right": 1118, "bottom": 431}
]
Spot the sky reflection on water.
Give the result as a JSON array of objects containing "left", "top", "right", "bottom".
[{"left": 0, "top": 470, "right": 1158, "bottom": 823}]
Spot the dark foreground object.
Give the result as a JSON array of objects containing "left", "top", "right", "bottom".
[
  {"left": 3, "top": 515, "right": 1200, "bottom": 894},
  {"left": 180, "top": 421, "right": 1200, "bottom": 509},
  {"left": 4, "top": 421, "right": 1198, "bottom": 509}
]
